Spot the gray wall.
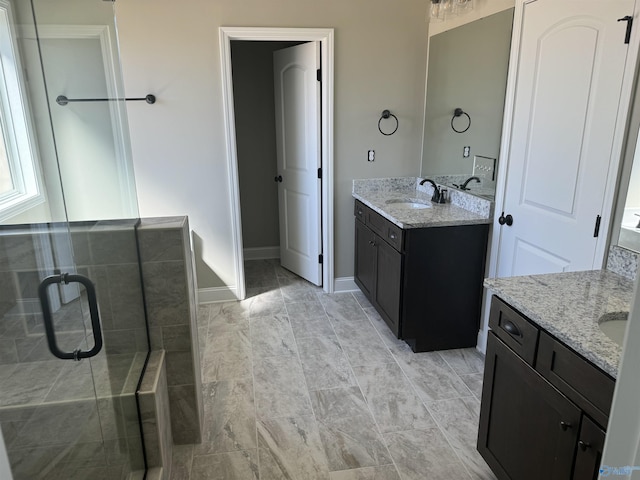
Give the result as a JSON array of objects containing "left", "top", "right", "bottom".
[
  {"left": 116, "top": 0, "right": 430, "bottom": 287},
  {"left": 422, "top": 9, "right": 513, "bottom": 176},
  {"left": 232, "top": 41, "right": 302, "bottom": 251}
]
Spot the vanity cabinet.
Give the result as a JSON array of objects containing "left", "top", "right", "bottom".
[
  {"left": 353, "top": 200, "right": 489, "bottom": 350},
  {"left": 354, "top": 218, "right": 402, "bottom": 334},
  {"left": 478, "top": 296, "right": 614, "bottom": 480}
]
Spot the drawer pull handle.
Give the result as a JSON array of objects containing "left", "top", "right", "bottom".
[
  {"left": 578, "top": 441, "right": 591, "bottom": 451},
  {"left": 390, "top": 233, "right": 396, "bottom": 239},
  {"left": 502, "top": 320, "right": 522, "bottom": 338},
  {"left": 369, "top": 240, "right": 375, "bottom": 246},
  {"left": 358, "top": 210, "right": 363, "bottom": 215},
  {"left": 560, "top": 421, "right": 572, "bottom": 431}
]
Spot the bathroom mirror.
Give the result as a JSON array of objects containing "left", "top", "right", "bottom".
[
  {"left": 610, "top": 65, "right": 640, "bottom": 255},
  {"left": 420, "top": 7, "right": 514, "bottom": 199},
  {"left": 617, "top": 124, "right": 640, "bottom": 253}
]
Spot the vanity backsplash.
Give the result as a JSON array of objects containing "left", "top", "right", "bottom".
[{"left": 606, "top": 245, "right": 639, "bottom": 281}]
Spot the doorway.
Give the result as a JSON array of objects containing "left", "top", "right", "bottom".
[{"left": 220, "top": 27, "right": 335, "bottom": 300}]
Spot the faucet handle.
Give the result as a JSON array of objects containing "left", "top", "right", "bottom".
[
  {"left": 438, "top": 189, "right": 447, "bottom": 204},
  {"left": 431, "top": 186, "right": 441, "bottom": 203}
]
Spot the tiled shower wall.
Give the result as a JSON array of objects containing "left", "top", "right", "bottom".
[
  {"left": 137, "top": 217, "right": 203, "bottom": 445},
  {"left": 0, "top": 221, "right": 148, "bottom": 366}
]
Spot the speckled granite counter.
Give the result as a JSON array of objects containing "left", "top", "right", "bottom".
[
  {"left": 353, "top": 177, "right": 492, "bottom": 228},
  {"left": 485, "top": 270, "right": 634, "bottom": 378}
]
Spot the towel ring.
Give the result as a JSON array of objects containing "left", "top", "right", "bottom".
[
  {"left": 378, "top": 110, "right": 399, "bottom": 136},
  {"left": 451, "top": 108, "right": 471, "bottom": 133}
]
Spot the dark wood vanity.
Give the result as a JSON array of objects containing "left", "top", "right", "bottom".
[
  {"left": 354, "top": 199, "right": 489, "bottom": 351},
  {"left": 478, "top": 296, "right": 615, "bottom": 480}
]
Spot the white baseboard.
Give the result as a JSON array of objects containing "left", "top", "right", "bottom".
[
  {"left": 334, "top": 276, "right": 359, "bottom": 293},
  {"left": 198, "top": 286, "right": 238, "bottom": 303},
  {"left": 243, "top": 246, "right": 280, "bottom": 260}
]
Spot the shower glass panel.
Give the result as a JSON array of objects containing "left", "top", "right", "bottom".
[{"left": 0, "top": 1, "right": 148, "bottom": 479}]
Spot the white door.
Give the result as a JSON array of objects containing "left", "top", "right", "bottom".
[
  {"left": 496, "top": 0, "right": 635, "bottom": 277},
  {"left": 273, "top": 42, "right": 322, "bottom": 285}
]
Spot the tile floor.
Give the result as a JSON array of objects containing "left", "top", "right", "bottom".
[{"left": 171, "top": 259, "right": 496, "bottom": 480}]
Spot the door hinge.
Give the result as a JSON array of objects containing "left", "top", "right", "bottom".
[
  {"left": 318, "top": 254, "right": 323, "bottom": 264},
  {"left": 618, "top": 15, "right": 633, "bottom": 44},
  {"left": 593, "top": 215, "right": 602, "bottom": 238},
  {"left": 317, "top": 69, "right": 321, "bottom": 82},
  {"left": 317, "top": 167, "right": 322, "bottom": 179}
]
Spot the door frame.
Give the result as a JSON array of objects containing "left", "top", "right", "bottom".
[
  {"left": 479, "top": 0, "right": 640, "bottom": 351},
  {"left": 219, "top": 27, "right": 334, "bottom": 300}
]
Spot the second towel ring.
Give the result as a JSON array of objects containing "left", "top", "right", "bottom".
[
  {"left": 451, "top": 108, "right": 471, "bottom": 133},
  {"left": 378, "top": 110, "right": 399, "bottom": 136}
]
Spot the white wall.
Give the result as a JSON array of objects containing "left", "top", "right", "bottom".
[
  {"left": 116, "top": 0, "right": 430, "bottom": 289},
  {"left": 9, "top": 0, "right": 138, "bottom": 224},
  {"left": 39, "top": 37, "right": 130, "bottom": 221}
]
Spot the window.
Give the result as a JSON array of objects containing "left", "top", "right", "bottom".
[{"left": 0, "top": 0, "right": 43, "bottom": 221}]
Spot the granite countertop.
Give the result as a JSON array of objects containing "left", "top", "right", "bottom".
[
  {"left": 484, "top": 270, "right": 634, "bottom": 378},
  {"left": 352, "top": 177, "right": 492, "bottom": 229}
]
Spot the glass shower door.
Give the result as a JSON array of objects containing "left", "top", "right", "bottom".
[
  {"left": 0, "top": 0, "right": 149, "bottom": 479},
  {"left": 0, "top": 222, "right": 146, "bottom": 480}
]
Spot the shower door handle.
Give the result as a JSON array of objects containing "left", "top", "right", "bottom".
[{"left": 38, "top": 273, "right": 103, "bottom": 361}]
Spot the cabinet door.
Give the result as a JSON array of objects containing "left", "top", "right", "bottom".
[
  {"left": 573, "top": 416, "right": 605, "bottom": 480},
  {"left": 375, "top": 238, "right": 402, "bottom": 335},
  {"left": 478, "top": 332, "right": 581, "bottom": 480},
  {"left": 536, "top": 332, "right": 614, "bottom": 428},
  {"left": 354, "top": 220, "right": 376, "bottom": 299}
]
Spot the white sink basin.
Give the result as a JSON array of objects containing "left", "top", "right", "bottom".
[
  {"left": 385, "top": 198, "right": 432, "bottom": 210},
  {"left": 598, "top": 311, "right": 628, "bottom": 346}
]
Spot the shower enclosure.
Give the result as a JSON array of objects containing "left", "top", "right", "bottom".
[{"left": 0, "top": 1, "right": 150, "bottom": 478}]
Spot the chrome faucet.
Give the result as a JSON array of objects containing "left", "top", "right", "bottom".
[
  {"left": 419, "top": 178, "right": 443, "bottom": 203},
  {"left": 458, "top": 176, "right": 481, "bottom": 191}
]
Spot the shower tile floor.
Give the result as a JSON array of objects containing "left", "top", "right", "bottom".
[{"left": 173, "top": 259, "right": 496, "bottom": 480}]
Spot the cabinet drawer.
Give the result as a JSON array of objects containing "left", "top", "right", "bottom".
[
  {"left": 489, "top": 296, "right": 539, "bottom": 365},
  {"left": 536, "top": 332, "right": 614, "bottom": 428},
  {"left": 366, "top": 207, "right": 403, "bottom": 251},
  {"left": 354, "top": 200, "right": 404, "bottom": 251},
  {"left": 354, "top": 200, "right": 369, "bottom": 224}
]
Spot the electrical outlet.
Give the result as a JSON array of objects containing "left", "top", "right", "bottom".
[
  {"left": 463, "top": 146, "right": 471, "bottom": 158},
  {"left": 368, "top": 150, "right": 375, "bottom": 162}
]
